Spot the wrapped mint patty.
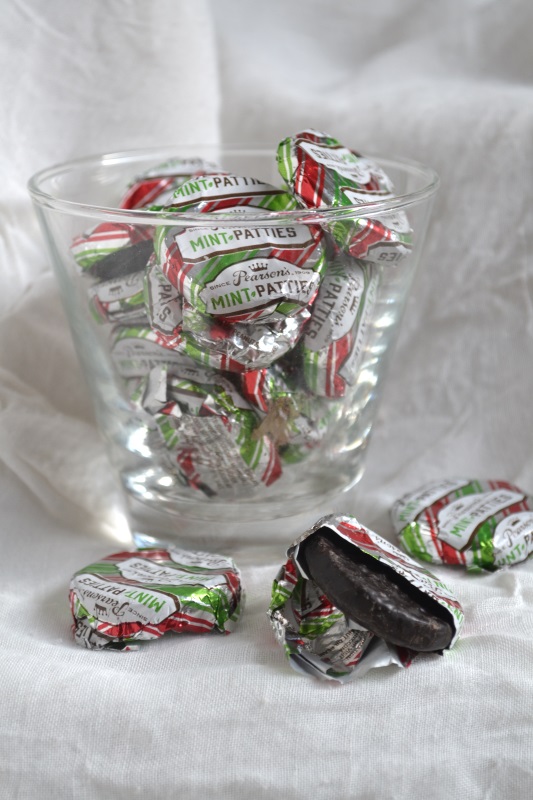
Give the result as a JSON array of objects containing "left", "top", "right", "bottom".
[
  {"left": 71, "top": 223, "right": 154, "bottom": 274},
  {"left": 134, "top": 363, "right": 282, "bottom": 496},
  {"left": 70, "top": 546, "right": 243, "bottom": 650},
  {"left": 119, "top": 157, "right": 221, "bottom": 210},
  {"left": 154, "top": 221, "right": 326, "bottom": 324},
  {"left": 268, "top": 514, "right": 463, "bottom": 682},
  {"left": 392, "top": 478, "right": 533, "bottom": 572},
  {"left": 89, "top": 269, "right": 147, "bottom": 325},
  {"left": 277, "top": 128, "right": 412, "bottom": 264}
]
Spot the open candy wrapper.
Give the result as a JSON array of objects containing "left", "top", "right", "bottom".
[{"left": 268, "top": 514, "right": 463, "bottom": 683}]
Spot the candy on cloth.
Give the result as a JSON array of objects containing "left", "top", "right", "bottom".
[
  {"left": 277, "top": 129, "right": 412, "bottom": 264},
  {"left": 164, "top": 173, "right": 298, "bottom": 213},
  {"left": 391, "top": 478, "right": 533, "bottom": 572},
  {"left": 179, "top": 301, "right": 310, "bottom": 372},
  {"left": 302, "top": 255, "right": 378, "bottom": 398},
  {"left": 268, "top": 514, "right": 463, "bottom": 682},
  {"left": 119, "top": 157, "right": 221, "bottom": 210},
  {"left": 71, "top": 223, "right": 153, "bottom": 273},
  {"left": 69, "top": 546, "right": 243, "bottom": 651},
  {"left": 154, "top": 221, "right": 326, "bottom": 324},
  {"left": 134, "top": 364, "right": 282, "bottom": 496}
]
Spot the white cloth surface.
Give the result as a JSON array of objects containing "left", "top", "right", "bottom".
[{"left": 2, "top": 1, "right": 533, "bottom": 797}]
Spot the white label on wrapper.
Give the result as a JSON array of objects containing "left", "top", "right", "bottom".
[
  {"left": 305, "top": 261, "right": 365, "bottom": 350},
  {"left": 118, "top": 558, "right": 226, "bottom": 589},
  {"left": 436, "top": 490, "right": 525, "bottom": 550},
  {"left": 72, "top": 575, "right": 176, "bottom": 625},
  {"left": 493, "top": 512, "right": 533, "bottom": 567},
  {"left": 177, "top": 225, "right": 315, "bottom": 261},
  {"left": 199, "top": 257, "right": 319, "bottom": 315},
  {"left": 391, "top": 478, "right": 472, "bottom": 531},
  {"left": 171, "top": 175, "right": 282, "bottom": 207},
  {"left": 90, "top": 271, "right": 144, "bottom": 303},
  {"left": 338, "top": 271, "right": 378, "bottom": 386},
  {"left": 299, "top": 142, "right": 390, "bottom": 187}
]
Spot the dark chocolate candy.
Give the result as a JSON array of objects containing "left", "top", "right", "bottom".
[
  {"left": 300, "top": 529, "right": 453, "bottom": 652},
  {"left": 90, "top": 239, "right": 154, "bottom": 281}
]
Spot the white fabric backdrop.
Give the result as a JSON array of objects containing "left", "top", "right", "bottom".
[{"left": 2, "top": 1, "right": 533, "bottom": 797}]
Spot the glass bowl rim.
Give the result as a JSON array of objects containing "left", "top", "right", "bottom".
[{"left": 28, "top": 143, "right": 440, "bottom": 226}]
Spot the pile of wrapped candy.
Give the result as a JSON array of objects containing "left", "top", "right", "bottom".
[{"left": 70, "top": 130, "right": 412, "bottom": 497}]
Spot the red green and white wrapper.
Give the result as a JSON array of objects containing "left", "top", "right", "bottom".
[
  {"left": 89, "top": 269, "right": 147, "bottom": 325},
  {"left": 277, "top": 129, "right": 412, "bottom": 264},
  {"left": 268, "top": 514, "right": 463, "bottom": 682},
  {"left": 111, "top": 324, "right": 188, "bottom": 379},
  {"left": 302, "top": 256, "right": 378, "bottom": 398},
  {"left": 392, "top": 478, "right": 533, "bottom": 572},
  {"left": 135, "top": 363, "right": 282, "bottom": 496},
  {"left": 69, "top": 546, "right": 243, "bottom": 651},
  {"left": 154, "top": 221, "right": 326, "bottom": 324},
  {"left": 180, "top": 300, "right": 310, "bottom": 373},
  {"left": 165, "top": 173, "right": 298, "bottom": 214},
  {"left": 71, "top": 223, "right": 153, "bottom": 273},
  {"left": 119, "top": 157, "right": 221, "bottom": 210},
  {"left": 238, "top": 364, "right": 334, "bottom": 462}
]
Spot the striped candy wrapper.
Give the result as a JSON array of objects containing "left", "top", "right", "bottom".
[
  {"left": 277, "top": 129, "right": 412, "bottom": 264},
  {"left": 392, "top": 478, "right": 533, "bottom": 572},
  {"left": 70, "top": 546, "right": 243, "bottom": 651},
  {"left": 154, "top": 221, "right": 326, "bottom": 324},
  {"left": 238, "top": 364, "right": 335, "bottom": 462},
  {"left": 71, "top": 223, "right": 153, "bottom": 273},
  {"left": 136, "top": 364, "right": 282, "bottom": 497},
  {"left": 268, "top": 514, "right": 463, "bottom": 682},
  {"left": 165, "top": 173, "right": 298, "bottom": 214},
  {"left": 302, "top": 256, "right": 378, "bottom": 398},
  {"left": 89, "top": 269, "right": 147, "bottom": 325},
  {"left": 111, "top": 325, "right": 187, "bottom": 379},
  {"left": 119, "top": 157, "right": 221, "bottom": 210}
]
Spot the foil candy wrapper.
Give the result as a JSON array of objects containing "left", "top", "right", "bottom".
[
  {"left": 144, "top": 255, "right": 184, "bottom": 347},
  {"left": 392, "top": 478, "right": 533, "bottom": 572},
  {"left": 119, "top": 157, "right": 222, "bottom": 210},
  {"left": 134, "top": 363, "right": 282, "bottom": 496},
  {"left": 302, "top": 256, "right": 378, "bottom": 398},
  {"left": 277, "top": 128, "right": 412, "bottom": 264},
  {"left": 89, "top": 269, "right": 147, "bottom": 325},
  {"left": 165, "top": 173, "right": 298, "bottom": 214},
  {"left": 268, "top": 514, "right": 463, "bottom": 683},
  {"left": 180, "top": 301, "right": 310, "bottom": 373},
  {"left": 70, "top": 546, "right": 243, "bottom": 651},
  {"left": 154, "top": 221, "right": 326, "bottom": 324},
  {"left": 111, "top": 324, "right": 189, "bottom": 379},
  {"left": 238, "top": 364, "right": 334, "bottom": 462}
]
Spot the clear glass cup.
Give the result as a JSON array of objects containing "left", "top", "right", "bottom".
[{"left": 28, "top": 145, "right": 439, "bottom": 546}]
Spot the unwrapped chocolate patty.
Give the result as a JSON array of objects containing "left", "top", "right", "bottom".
[{"left": 300, "top": 529, "right": 453, "bottom": 652}]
